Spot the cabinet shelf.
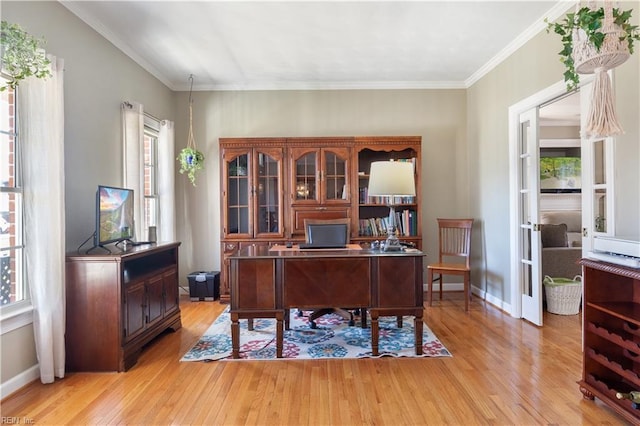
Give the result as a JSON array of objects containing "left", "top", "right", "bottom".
[
  {"left": 359, "top": 203, "right": 418, "bottom": 208},
  {"left": 587, "top": 347, "right": 640, "bottom": 388},
  {"left": 587, "top": 321, "right": 640, "bottom": 355},
  {"left": 588, "top": 301, "right": 640, "bottom": 326}
]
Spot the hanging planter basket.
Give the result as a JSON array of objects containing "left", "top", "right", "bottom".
[
  {"left": 547, "top": 2, "right": 640, "bottom": 138},
  {"left": 177, "top": 74, "right": 205, "bottom": 186},
  {"left": 178, "top": 144, "right": 205, "bottom": 186}
]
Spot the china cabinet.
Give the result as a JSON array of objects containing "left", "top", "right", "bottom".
[{"left": 219, "top": 136, "right": 422, "bottom": 302}]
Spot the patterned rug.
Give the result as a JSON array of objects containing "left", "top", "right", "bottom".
[{"left": 181, "top": 307, "right": 451, "bottom": 361}]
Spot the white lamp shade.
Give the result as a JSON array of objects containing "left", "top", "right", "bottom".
[{"left": 367, "top": 161, "right": 416, "bottom": 196}]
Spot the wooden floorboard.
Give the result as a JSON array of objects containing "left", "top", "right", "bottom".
[{"left": 1, "top": 293, "right": 632, "bottom": 425}]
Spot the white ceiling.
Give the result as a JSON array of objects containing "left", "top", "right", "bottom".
[{"left": 60, "top": 0, "right": 572, "bottom": 92}]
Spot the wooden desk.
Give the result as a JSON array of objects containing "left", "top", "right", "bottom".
[{"left": 228, "top": 245, "right": 425, "bottom": 358}]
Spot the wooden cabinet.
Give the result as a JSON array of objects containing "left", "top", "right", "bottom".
[
  {"left": 221, "top": 142, "right": 285, "bottom": 239},
  {"left": 579, "top": 258, "right": 640, "bottom": 424},
  {"left": 65, "top": 242, "right": 181, "bottom": 372},
  {"left": 219, "top": 136, "right": 422, "bottom": 301},
  {"left": 219, "top": 139, "right": 286, "bottom": 302},
  {"left": 288, "top": 139, "right": 352, "bottom": 236}
]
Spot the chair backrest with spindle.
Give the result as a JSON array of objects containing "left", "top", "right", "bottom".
[{"left": 437, "top": 218, "right": 474, "bottom": 267}]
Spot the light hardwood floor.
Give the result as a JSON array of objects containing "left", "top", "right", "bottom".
[{"left": 1, "top": 293, "right": 631, "bottom": 425}]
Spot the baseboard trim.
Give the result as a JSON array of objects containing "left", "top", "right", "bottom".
[
  {"left": 1, "top": 364, "right": 39, "bottom": 400},
  {"left": 423, "top": 282, "right": 512, "bottom": 313}
]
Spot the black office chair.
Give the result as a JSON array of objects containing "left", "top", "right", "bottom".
[{"left": 298, "top": 218, "right": 363, "bottom": 329}]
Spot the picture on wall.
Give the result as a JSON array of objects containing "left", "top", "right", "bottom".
[{"left": 540, "top": 157, "right": 581, "bottom": 193}]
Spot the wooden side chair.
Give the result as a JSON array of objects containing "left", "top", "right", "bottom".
[{"left": 427, "top": 218, "right": 474, "bottom": 311}]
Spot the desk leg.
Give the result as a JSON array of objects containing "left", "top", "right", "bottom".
[
  {"left": 371, "top": 311, "right": 379, "bottom": 356},
  {"left": 231, "top": 312, "right": 240, "bottom": 359},
  {"left": 361, "top": 308, "right": 368, "bottom": 329},
  {"left": 276, "top": 311, "right": 284, "bottom": 358},
  {"left": 414, "top": 313, "right": 423, "bottom": 356}
]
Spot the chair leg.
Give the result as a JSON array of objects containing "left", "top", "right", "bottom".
[
  {"left": 439, "top": 273, "right": 443, "bottom": 300},
  {"left": 464, "top": 271, "right": 470, "bottom": 312},
  {"left": 427, "top": 269, "right": 434, "bottom": 306}
]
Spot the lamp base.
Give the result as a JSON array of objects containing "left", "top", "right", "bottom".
[{"left": 381, "top": 230, "right": 403, "bottom": 252}]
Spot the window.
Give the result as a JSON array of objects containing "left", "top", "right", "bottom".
[
  {"left": 143, "top": 115, "right": 159, "bottom": 240},
  {"left": 0, "top": 77, "right": 26, "bottom": 307}
]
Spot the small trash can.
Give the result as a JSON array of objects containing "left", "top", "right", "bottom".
[
  {"left": 543, "top": 275, "right": 582, "bottom": 315},
  {"left": 187, "top": 271, "right": 220, "bottom": 301}
]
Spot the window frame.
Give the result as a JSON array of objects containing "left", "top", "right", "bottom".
[
  {"left": 0, "top": 75, "right": 32, "bottom": 334},
  {"left": 143, "top": 114, "right": 160, "bottom": 241}
]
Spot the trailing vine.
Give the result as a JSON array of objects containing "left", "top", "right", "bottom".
[
  {"left": 546, "top": 7, "right": 640, "bottom": 91},
  {"left": 0, "top": 20, "right": 51, "bottom": 91}
]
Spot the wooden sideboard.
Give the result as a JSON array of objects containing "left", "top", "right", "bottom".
[
  {"left": 579, "top": 258, "right": 640, "bottom": 423},
  {"left": 219, "top": 136, "right": 422, "bottom": 302},
  {"left": 65, "top": 242, "right": 181, "bottom": 372}
]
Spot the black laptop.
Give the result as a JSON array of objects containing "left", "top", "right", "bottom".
[{"left": 298, "top": 223, "right": 348, "bottom": 249}]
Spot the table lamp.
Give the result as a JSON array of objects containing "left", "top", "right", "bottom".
[{"left": 367, "top": 161, "right": 416, "bottom": 251}]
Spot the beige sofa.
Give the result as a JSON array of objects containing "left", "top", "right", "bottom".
[{"left": 540, "top": 210, "right": 582, "bottom": 279}]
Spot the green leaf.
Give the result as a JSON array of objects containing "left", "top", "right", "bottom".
[{"left": 1, "top": 20, "right": 52, "bottom": 90}]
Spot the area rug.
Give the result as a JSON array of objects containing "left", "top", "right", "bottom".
[{"left": 181, "top": 307, "right": 451, "bottom": 361}]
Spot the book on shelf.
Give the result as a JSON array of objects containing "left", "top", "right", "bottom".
[
  {"left": 358, "top": 189, "right": 416, "bottom": 205},
  {"left": 358, "top": 209, "right": 417, "bottom": 237}
]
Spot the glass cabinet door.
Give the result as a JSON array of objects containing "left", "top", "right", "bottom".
[
  {"left": 323, "top": 149, "right": 348, "bottom": 202},
  {"left": 292, "top": 149, "right": 318, "bottom": 202},
  {"left": 255, "top": 148, "right": 284, "bottom": 237},
  {"left": 291, "top": 146, "right": 351, "bottom": 205},
  {"left": 223, "top": 149, "right": 251, "bottom": 237}
]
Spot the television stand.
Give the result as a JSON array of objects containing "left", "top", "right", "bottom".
[{"left": 66, "top": 242, "right": 182, "bottom": 371}]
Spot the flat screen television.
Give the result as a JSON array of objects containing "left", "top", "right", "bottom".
[
  {"left": 95, "top": 185, "right": 135, "bottom": 246},
  {"left": 540, "top": 157, "right": 581, "bottom": 193}
]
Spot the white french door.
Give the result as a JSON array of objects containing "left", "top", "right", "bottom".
[{"left": 518, "top": 109, "right": 543, "bottom": 326}]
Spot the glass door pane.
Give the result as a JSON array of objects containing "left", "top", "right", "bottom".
[
  {"left": 227, "top": 154, "right": 249, "bottom": 234},
  {"left": 295, "top": 152, "right": 316, "bottom": 201},
  {"left": 324, "top": 151, "right": 347, "bottom": 201},
  {"left": 519, "top": 108, "right": 542, "bottom": 326},
  {"left": 257, "top": 153, "right": 280, "bottom": 234}
]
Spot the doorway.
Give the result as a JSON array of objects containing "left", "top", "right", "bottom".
[{"left": 508, "top": 80, "right": 589, "bottom": 326}]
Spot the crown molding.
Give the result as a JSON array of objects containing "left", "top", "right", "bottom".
[{"left": 465, "top": 1, "right": 576, "bottom": 88}]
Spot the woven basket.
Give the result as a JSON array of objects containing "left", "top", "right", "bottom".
[{"left": 543, "top": 275, "right": 582, "bottom": 315}]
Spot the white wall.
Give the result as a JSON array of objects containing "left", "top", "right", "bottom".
[
  {"left": 2, "top": 0, "right": 174, "bottom": 391},
  {"left": 466, "top": 2, "right": 640, "bottom": 306}
]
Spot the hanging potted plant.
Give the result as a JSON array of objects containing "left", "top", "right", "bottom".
[
  {"left": 546, "top": 4, "right": 639, "bottom": 137},
  {"left": 177, "top": 74, "right": 205, "bottom": 186},
  {"left": 178, "top": 146, "right": 205, "bottom": 186},
  {"left": 546, "top": 6, "right": 639, "bottom": 91},
  {"left": 0, "top": 20, "right": 51, "bottom": 91}
]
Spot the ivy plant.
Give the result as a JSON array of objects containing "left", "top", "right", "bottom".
[
  {"left": 0, "top": 20, "right": 51, "bottom": 91},
  {"left": 546, "top": 7, "right": 640, "bottom": 91},
  {"left": 177, "top": 146, "right": 205, "bottom": 186}
]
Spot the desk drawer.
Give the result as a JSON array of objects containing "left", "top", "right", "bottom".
[{"left": 283, "top": 258, "right": 370, "bottom": 307}]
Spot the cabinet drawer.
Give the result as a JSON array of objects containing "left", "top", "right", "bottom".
[{"left": 290, "top": 207, "right": 350, "bottom": 236}]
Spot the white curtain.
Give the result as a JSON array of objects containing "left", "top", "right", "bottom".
[
  {"left": 121, "top": 102, "right": 145, "bottom": 241},
  {"left": 19, "top": 55, "right": 66, "bottom": 384},
  {"left": 158, "top": 120, "right": 176, "bottom": 241}
]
